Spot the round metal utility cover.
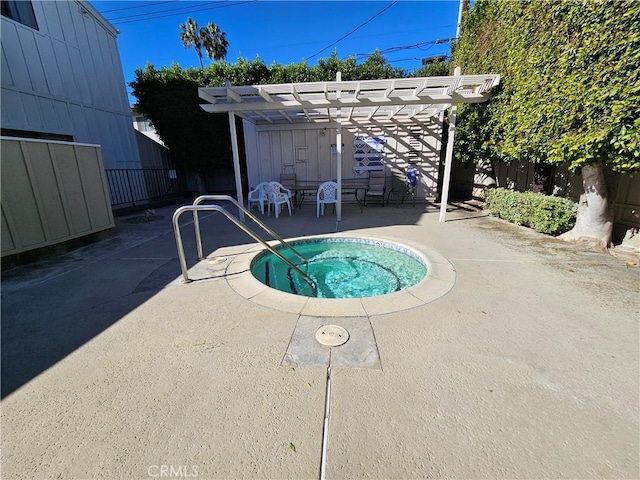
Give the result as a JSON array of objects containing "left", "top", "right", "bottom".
[{"left": 315, "top": 325, "right": 349, "bottom": 347}]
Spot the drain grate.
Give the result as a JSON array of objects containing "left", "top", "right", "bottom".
[{"left": 315, "top": 325, "right": 349, "bottom": 347}]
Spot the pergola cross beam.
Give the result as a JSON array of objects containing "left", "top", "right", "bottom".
[{"left": 198, "top": 73, "right": 500, "bottom": 222}]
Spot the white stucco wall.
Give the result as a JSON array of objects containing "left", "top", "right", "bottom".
[{"left": 1, "top": 0, "right": 141, "bottom": 169}]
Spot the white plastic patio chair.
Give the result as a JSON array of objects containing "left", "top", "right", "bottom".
[
  {"left": 248, "top": 181, "right": 270, "bottom": 214},
  {"left": 316, "top": 181, "right": 338, "bottom": 218},
  {"left": 265, "top": 181, "right": 292, "bottom": 218}
]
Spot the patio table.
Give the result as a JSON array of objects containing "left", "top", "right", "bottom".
[{"left": 290, "top": 181, "right": 367, "bottom": 213}]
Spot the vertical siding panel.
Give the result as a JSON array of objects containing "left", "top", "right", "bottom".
[
  {"left": 271, "top": 131, "right": 282, "bottom": 179},
  {"left": 1, "top": 23, "right": 31, "bottom": 90},
  {"left": 68, "top": 103, "right": 90, "bottom": 143},
  {"left": 41, "top": 1, "right": 65, "bottom": 41},
  {"left": 23, "top": 141, "right": 71, "bottom": 240},
  {"left": 38, "top": 98, "right": 60, "bottom": 132},
  {"left": 321, "top": 129, "right": 334, "bottom": 180},
  {"left": 1, "top": 89, "right": 28, "bottom": 127},
  {"left": 317, "top": 126, "right": 330, "bottom": 180},
  {"left": 116, "top": 113, "right": 140, "bottom": 167},
  {"left": 298, "top": 129, "right": 313, "bottom": 181},
  {"left": 54, "top": 100, "right": 73, "bottom": 137},
  {"left": 38, "top": 37, "right": 65, "bottom": 97},
  {"left": 1, "top": 44, "right": 14, "bottom": 86},
  {"left": 19, "top": 93, "right": 44, "bottom": 129},
  {"left": 257, "top": 131, "right": 270, "bottom": 183},
  {"left": 281, "top": 130, "right": 294, "bottom": 172},
  {"left": 48, "top": 143, "right": 74, "bottom": 236},
  {"left": 75, "top": 145, "right": 113, "bottom": 229},
  {"left": 55, "top": 144, "right": 92, "bottom": 233},
  {"left": 51, "top": 39, "right": 76, "bottom": 99},
  {"left": 1, "top": 206, "right": 17, "bottom": 254},
  {"left": 78, "top": 16, "right": 100, "bottom": 107},
  {"left": 103, "top": 112, "right": 121, "bottom": 167},
  {"left": 21, "top": 142, "right": 52, "bottom": 242},
  {"left": 1, "top": 141, "right": 46, "bottom": 247},
  {"left": 99, "top": 27, "right": 117, "bottom": 110},
  {"left": 67, "top": 46, "right": 90, "bottom": 103},
  {"left": 58, "top": 1, "right": 78, "bottom": 46},
  {"left": 18, "top": 28, "right": 49, "bottom": 93}
]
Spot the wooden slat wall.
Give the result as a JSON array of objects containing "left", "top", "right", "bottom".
[
  {"left": 246, "top": 119, "right": 443, "bottom": 201},
  {"left": 494, "top": 161, "right": 639, "bottom": 229},
  {"left": 1, "top": 137, "right": 114, "bottom": 257}
]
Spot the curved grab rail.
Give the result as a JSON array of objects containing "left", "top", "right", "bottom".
[
  {"left": 192, "top": 195, "right": 308, "bottom": 267},
  {"left": 172, "top": 205, "right": 316, "bottom": 293}
]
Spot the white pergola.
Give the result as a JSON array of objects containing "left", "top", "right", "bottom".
[{"left": 198, "top": 68, "right": 500, "bottom": 221}]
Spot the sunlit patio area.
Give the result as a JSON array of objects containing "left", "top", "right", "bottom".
[{"left": 2, "top": 200, "right": 638, "bottom": 479}]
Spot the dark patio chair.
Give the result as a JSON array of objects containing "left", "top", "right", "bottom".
[
  {"left": 280, "top": 172, "right": 296, "bottom": 203},
  {"left": 387, "top": 167, "right": 417, "bottom": 207},
  {"left": 364, "top": 170, "right": 386, "bottom": 206}
]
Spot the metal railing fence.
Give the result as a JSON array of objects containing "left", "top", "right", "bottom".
[{"left": 105, "top": 168, "right": 189, "bottom": 207}]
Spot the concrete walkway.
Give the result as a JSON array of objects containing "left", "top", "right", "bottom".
[{"left": 2, "top": 201, "right": 638, "bottom": 479}]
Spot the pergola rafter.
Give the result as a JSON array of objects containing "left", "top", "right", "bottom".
[
  {"left": 199, "top": 74, "right": 500, "bottom": 126},
  {"left": 199, "top": 72, "right": 500, "bottom": 221}
]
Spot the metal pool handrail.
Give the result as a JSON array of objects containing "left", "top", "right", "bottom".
[
  {"left": 172, "top": 204, "right": 317, "bottom": 293},
  {"left": 192, "top": 195, "right": 308, "bottom": 267}
]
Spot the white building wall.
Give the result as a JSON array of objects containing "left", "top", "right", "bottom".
[
  {"left": 243, "top": 119, "right": 443, "bottom": 200},
  {"left": 1, "top": 0, "right": 141, "bottom": 169}
]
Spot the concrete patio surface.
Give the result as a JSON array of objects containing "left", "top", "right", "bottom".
[{"left": 1, "top": 200, "right": 638, "bottom": 479}]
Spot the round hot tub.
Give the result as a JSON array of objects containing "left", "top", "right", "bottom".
[{"left": 250, "top": 237, "right": 427, "bottom": 298}]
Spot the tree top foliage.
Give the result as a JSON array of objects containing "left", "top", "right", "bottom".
[
  {"left": 452, "top": 0, "right": 640, "bottom": 173},
  {"left": 130, "top": 51, "right": 450, "bottom": 172}
]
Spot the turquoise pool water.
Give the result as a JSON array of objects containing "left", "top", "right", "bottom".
[{"left": 250, "top": 237, "right": 427, "bottom": 298}]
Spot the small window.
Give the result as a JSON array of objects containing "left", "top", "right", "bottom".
[
  {"left": 1, "top": 128, "right": 73, "bottom": 142},
  {"left": 1, "top": 0, "right": 38, "bottom": 30}
]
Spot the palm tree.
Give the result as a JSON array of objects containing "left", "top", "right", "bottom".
[
  {"left": 180, "top": 17, "right": 228, "bottom": 68},
  {"left": 179, "top": 17, "right": 204, "bottom": 68},
  {"left": 200, "top": 21, "right": 228, "bottom": 62}
]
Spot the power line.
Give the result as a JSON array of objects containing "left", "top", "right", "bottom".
[
  {"left": 106, "top": 1, "right": 224, "bottom": 22},
  {"left": 387, "top": 53, "right": 449, "bottom": 64},
  {"left": 99, "top": 1, "right": 177, "bottom": 15},
  {"left": 109, "top": 1, "right": 256, "bottom": 25},
  {"left": 345, "top": 37, "right": 453, "bottom": 61},
  {"left": 305, "top": 1, "right": 398, "bottom": 61}
]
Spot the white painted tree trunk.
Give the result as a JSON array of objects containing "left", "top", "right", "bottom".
[
  {"left": 473, "top": 159, "right": 497, "bottom": 198},
  {"left": 560, "top": 161, "right": 613, "bottom": 248}
]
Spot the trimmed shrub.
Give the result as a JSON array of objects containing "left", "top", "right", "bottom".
[{"left": 484, "top": 188, "right": 577, "bottom": 236}]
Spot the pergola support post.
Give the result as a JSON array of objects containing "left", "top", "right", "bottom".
[
  {"left": 336, "top": 71, "right": 342, "bottom": 222},
  {"left": 228, "top": 111, "right": 245, "bottom": 222},
  {"left": 439, "top": 67, "right": 461, "bottom": 222}
]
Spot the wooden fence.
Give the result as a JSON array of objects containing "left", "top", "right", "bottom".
[
  {"left": 1, "top": 137, "right": 114, "bottom": 258},
  {"left": 493, "top": 161, "right": 639, "bottom": 230}
]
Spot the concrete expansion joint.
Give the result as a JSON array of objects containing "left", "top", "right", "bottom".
[{"left": 320, "top": 350, "right": 333, "bottom": 480}]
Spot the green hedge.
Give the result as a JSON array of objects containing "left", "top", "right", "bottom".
[{"left": 484, "top": 188, "right": 577, "bottom": 235}]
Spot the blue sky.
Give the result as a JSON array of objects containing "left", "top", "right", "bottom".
[{"left": 91, "top": 0, "right": 461, "bottom": 104}]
